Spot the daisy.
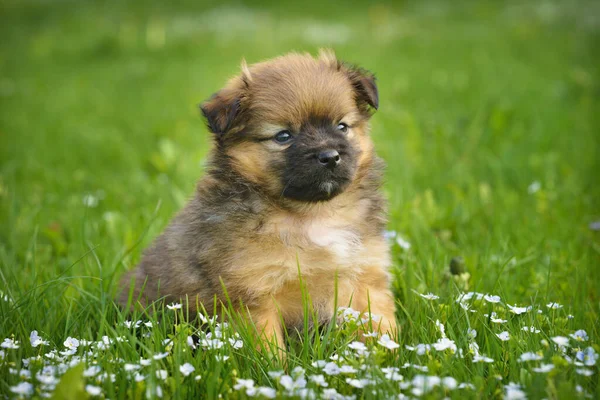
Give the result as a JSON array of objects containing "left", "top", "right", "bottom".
[
  {"left": 546, "top": 302, "right": 563, "bottom": 310},
  {"left": 10, "top": 382, "right": 34, "bottom": 396},
  {"left": 519, "top": 352, "right": 543, "bottom": 362},
  {"left": 521, "top": 326, "right": 540, "bottom": 333},
  {"left": 309, "top": 374, "right": 328, "bottom": 387},
  {"left": 551, "top": 336, "right": 569, "bottom": 347},
  {"left": 507, "top": 304, "right": 531, "bottom": 315},
  {"left": 179, "top": 363, "right": 196, "bottom": 376},
  {"left": 30, "top": 331, "right": 49, "bottom": 347},
  {"left": 484, "top": 294, "right": 501, "bottom": 303},
  {"left": 377, "top": 334, "right": 400, "bottom": 350},
  {"left": 323, "top": 362, "right": 340, "bottom": 376},
  {"left": 2, "top": 338, "right": 20, "bottom": 349},
  {"left": 569, "top": 330, "right": 588, "bottom": 342},
  {"left": 532, "top": 364, "right": 554, "bottom": 373},
  {"left": 85, "top": 385, "right": 102, "bottom": 396}
]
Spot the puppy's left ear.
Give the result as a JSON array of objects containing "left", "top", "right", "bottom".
[
  {"left": 200, "top": 86, "right": 242, "bottom": 135},
  {"left": 342, "top": 65, "right": 379, "bottom": 111},
  {"left": 200, "top": 65, "right": 251, "bottom": 136}
]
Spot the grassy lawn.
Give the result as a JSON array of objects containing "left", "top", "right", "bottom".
[{"left": 1, "top": 0, "right": 599, "bottom": 398}]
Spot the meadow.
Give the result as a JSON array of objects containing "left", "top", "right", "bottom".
[{"left": 0, "top": 0, "right": 599, "bottom": 398}]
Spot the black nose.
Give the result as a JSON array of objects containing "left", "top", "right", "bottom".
[{"left": 317, "top": 149, "right": 341, "bottom": 168}]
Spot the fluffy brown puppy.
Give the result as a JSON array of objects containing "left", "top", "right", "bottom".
[{"left": 119, "top": 50, "right": 397, "bottom": 350}]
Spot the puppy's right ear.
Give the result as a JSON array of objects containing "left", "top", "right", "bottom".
[{"left": 200, "top": 87, "right": 242, "bottom": 135}]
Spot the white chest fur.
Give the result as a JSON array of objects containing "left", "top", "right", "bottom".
[{"left": 305, "top": 221, "right": 362, "bottom": 262}]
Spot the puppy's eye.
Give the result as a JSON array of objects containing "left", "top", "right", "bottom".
[
  {"left": 274, "top": 130, "right": 293, "bottom": 144},
  {"left": 337, "top": 123, "right": 349, "bottom": 133}
]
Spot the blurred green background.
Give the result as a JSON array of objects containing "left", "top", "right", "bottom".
[{"left": 0, "top": 0, "right": 598, "bottom": 332}]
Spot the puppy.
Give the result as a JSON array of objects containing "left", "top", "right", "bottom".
[{"left": 119, "top": 50, "right": 397, "bottom": 350}]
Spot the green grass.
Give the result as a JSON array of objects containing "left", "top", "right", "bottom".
[{"left": 1, "top": 0, "right": 599, "bottom": 398}]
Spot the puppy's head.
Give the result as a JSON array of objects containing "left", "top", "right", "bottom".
[{"left": 201, "top": 50, "right": 378, "bottom": 204}]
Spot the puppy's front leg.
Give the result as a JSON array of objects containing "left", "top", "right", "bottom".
[
  {"left": 249, "top": 305, "right": 285, "bottom": 358},
  {"left": 340, "top": 266, "right": 398, "bottom": 337}
]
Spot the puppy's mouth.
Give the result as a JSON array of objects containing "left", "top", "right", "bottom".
[{"left": 281, "top": 175, "right": 352, "bottom": 203}]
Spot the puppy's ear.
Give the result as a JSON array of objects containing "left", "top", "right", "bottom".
[
  {"left": 342, "top": 64, "right": 379, "bottom": 111},
  {"left": 200, "top": 65, "right": 251, "bottom": 135},
  {"left": 200, "top": 87, "right": 242, "bottom": 135}
]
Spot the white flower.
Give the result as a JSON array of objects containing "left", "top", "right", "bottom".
[
  {"left": 156, "top": 385, "right": 163, "bottom": 398},
  {"left": 345, "top": 378, "right": 371, "bottom": 388},
  {"left": 490, "top": 312, "right": 507, "bottom": 323},
  {"left": 496, "top": 331, "right": 510, "bottom": 341},
  {"left": 322, "top": 388, "right": 341, "bottom": 399},
  {"left": 83, "top": 365, "right": 102, "bottom": 377},
  {"left": 2, "top": 338, "right": 20, "bottom": 349},
  {"left": 551, "top": 336, "right": 570, "bottom": 347},
  {"left": 63, "top": 337, "right": 79, "bottom": 350},
  {"left": 458, "top": 382, "right": 476, "bottom": 389},
  {"left": 337, "top": 307, "right": 360, "bottom": 322},
  {"left": 186, "top": 336, "right": 196, "bottom": 349},
  {"left": 123, "top": 363, "right": 140, "bottom": 372},
  {"left": 348, "top": 341, "right": 367, "bottom": 352},
  {"left": 532, "top": 364, "right": 554, "bottom": 373},
  {"left": 396, "top": 235, "right": 411, "bottom": 250},
  {"left": 323, "top": 362, "right": 340, "bottom": 376},
  {"left": 201, "top": 339, "right": 224, "bottom": 350},
  {"left": 156, "top": 370, "right": 168, "bottom": 380},
  {"left": 309, "top": 374, "right": 328, "bottom": 387},
  {"left": 507, "top": 304, "right": 531, "bottom": 315},
  {"left": 86, "top": 385, "right": 102, "bottom": 396},
  {"left": 279, "top": 375, "right": 306, "bottom": 391},
  {"left": 268, "top": 370, "right": 285, "bottom": 379},
  {"left": 381, "top": 367, "right": 403, "bottom": 381},
  {"left": 123, "top": 320, "right": 141, "bottom": 329},
  {"left": 435, "top": 320, "right": 446, "bottom": 338},
  {"left": 179, "top": 363, "right": 195, "bottom": 377},
  {"left": 228, "top": 338, "right": 243, "bottom": 349},
  {"left": 519, "top": 352, "right": 543, "bottom": 362},
  {"left": 575, "top": 368, "right": 594, "bottom": 376},
  {"left": 411, "top": 375, "right": 441, "bottom": 396},
  {"left": 362, "top": 331, "right": 378, "bottom": 338},
  {"left": 140, "top": 358, "right": 152, "bottom": 366},
  {"left": 433, "top": 338, "right": 457, "bottom": 353},
  {"left": 234, "top": 378, "right": 255, "bottom": 391},
  {"left": 406, "top": 343, "right": 431, "bottom": 356},
  {"left": 570, "top": 330, "right": 589, "bottom": 342},
  {"left": 413, "top": 290, "right": 439, "bottom": 300},
  {"left": 340, "top": 365, "right": 357, "bottom": 374},
  {"left": 83, "top": 194, "right": 99, "bottom": 207},
  {"left": 257, "top": 387, "right": 277, "bottom": 398},
  {"left": 134, "top": 373, "right": 145, "bottom": 382},
  {"left": 527, "top": 181, "right": 541, "bottom": 194},
  {"left": 505, "top": 382, "right": 527, "bottom": 400},
  {"left": 473, "top": 355, "right": 494, "bottom": 363},
  {"left": 166, "top": 303, "right": 182, "bottom": 310},
  {"left": 546, "top": 302, "right": 563, "bottom": 309},
  {"left": 467, "top": 329, "right": 477, "bottom": 340},
  {"left": 377, "top": 334, "right": 400, "bottom": 350},
  {"left": 30, "top": 331, "right": 49, "bottom": 347},
  {"left": 576, "top": 347, "right": 598, "bottom": 366},
  {"left": 442, "top": 377, "right": 458, "bottom": 390},
  {"left": 10, "top": 382, "right": 33, "bottom": 396},
  {"left": 521, "top": 326, "right": 540, "bottom": 333},
  {"left": 153, "top": 352, "right": 169, "bottom": 360},
  {"left": 484, "top": 294, "right": 501, "bottom": 303}
]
